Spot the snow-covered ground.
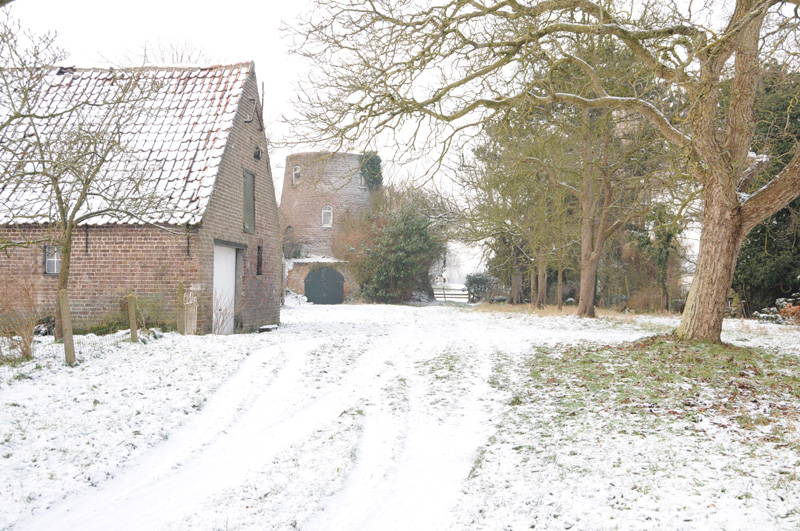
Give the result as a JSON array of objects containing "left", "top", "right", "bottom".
[{"left": 1, "top": 301, "right": 799, "bottom": 530}]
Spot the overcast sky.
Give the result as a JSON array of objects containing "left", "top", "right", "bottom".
[
  {"left": 6, "top": 0, "right": 485, "bottom": 275},
  {"left": 7, "top": 0, "right": 314, "bottom": 191}
]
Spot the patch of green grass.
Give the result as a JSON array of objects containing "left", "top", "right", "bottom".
[
  {"left": 1, "top": 354, "right": 30, "bottom": 368},
  {"left": 735, "top": 413, "right": 772, "bottom": 429},
  {"left": 526, "top": 334, "right": 800, "bottom": 434},
  {"left": 423, "top": 351, "right": 462, "bottom": 380}
]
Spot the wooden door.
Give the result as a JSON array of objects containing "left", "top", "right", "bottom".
[{"left": 213, "top": 245, "right": 236, "bottom": 334}]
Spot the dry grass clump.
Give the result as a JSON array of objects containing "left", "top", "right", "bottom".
[
  {"left": 471, "top": 302, "right": 579, "bottom": 316},
  {"left": 0, "top": 274, "right": 39, "bottom": 362},
  {"left": 780, "top": 303, "right": 800, "bottom": 325},
  {"left": 627, "top": 290, "right": 662, "bottom": 313}
]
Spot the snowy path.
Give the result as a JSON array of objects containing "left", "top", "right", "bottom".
[
  {"left": 303, "top": 346, "right": 494, "bottom": 531},
  {"left": 5, "top": 303, "right": 799, "bottom": 530},
  {"left": 9, "top": 305, "right": 512, "bottom": 531},
  {"left": 12, "top": 338, "right": 339, "bottom": 530}
]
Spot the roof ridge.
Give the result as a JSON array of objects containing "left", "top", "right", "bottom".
[
  {"left": 1, "top": 61, "right": 257, "bottom": 226},
  {"left": 48, "top": 62, "right": 253, "bottom": 75}
]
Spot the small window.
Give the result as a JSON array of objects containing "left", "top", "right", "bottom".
[
  {"left": 256, "top": 246, "right": 263, "bottom": 276},
  {"left": 360, "top": 173, "right": 367, "bottom": 188},
  {"left": 243, "top": 170, "right": 255, "bottom": 234},
  {"left": 321, "top": 205, "right": 333, "bottom": 227},
  {"left": 292, "top": 166, "right": 301, "bottom": 186},
  {"left": 44, "top": 246, "right": 61, "bottom": 274}
]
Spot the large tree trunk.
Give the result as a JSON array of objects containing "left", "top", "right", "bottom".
[
  {"left": 509, "top": 269, "right": 523, "bottom": 304},
  {"left": 577, "top": 256, "right": 599, "bottom": 317},
  {"left": 508, "top": 247, "right": 523, "bottom": 304},
  {"left": 676, "top": 189, "right": 744, "bottom": 341},
  {"left": 529, "top": 266, "right": 536, "bottom": 308},
  {"left": 676, "top": 4, "right": 767, "bottom": 341},
  {"left": 577, "top": 191, "right": 602, "bottom": 317}
]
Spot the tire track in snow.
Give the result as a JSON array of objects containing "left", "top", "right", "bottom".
[
  {"left": 13, "top": 306, "right": 495, "bottom": 531},
  {"left": 12, "top": 336, "right": 382, "bottom": 531},
  {"left": 302, "top": 339, "right": 495, "bottom": 531}
]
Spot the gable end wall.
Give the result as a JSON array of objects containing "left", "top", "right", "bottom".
[{"left": 196, "top": 66, "right": 281, "bottom": 332}]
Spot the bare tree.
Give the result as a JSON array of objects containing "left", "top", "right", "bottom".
[
  {"left": 291, "top": 0, "right": 800, "bottom": 341},
  {"left": 0, "top": 13, "right": 67, "bottom": 252},
  {"left": 105, "top": 37, "right": 214, "bottom": 67},
  {"left": 1, "top": 15, "right": 180, "bottom": 339}
]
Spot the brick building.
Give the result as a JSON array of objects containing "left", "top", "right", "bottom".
[
  {"left": 0, "top": 63, "right": 281, "bottom": 334},
  {"left": 280, "top": 152, "right": 374, "bottom": 302}
]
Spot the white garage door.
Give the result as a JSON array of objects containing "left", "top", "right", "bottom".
[{"left": 213, "top": 245, "right": 236, "bottom": 335}]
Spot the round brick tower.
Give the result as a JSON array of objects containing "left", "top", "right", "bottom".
[
  {"left": 280, "top": 152, "right": 373, "bottom": 258},
  {"left": 280, "top": 152, "right": 374, "bottom": 301}
]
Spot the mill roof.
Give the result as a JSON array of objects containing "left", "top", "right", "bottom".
[{"left": 0, "top": 62, "right": 254, "bottom": 225}]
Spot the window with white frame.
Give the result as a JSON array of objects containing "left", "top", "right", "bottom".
[
  {"left": 44, "top": 246, "right": 61, "bottom": 274},
  {"left": 321, "top": 205, "right": 333, "bottom": 227},
  {"left": 292, "top": 165, "right": 301, "bottom": 186}
]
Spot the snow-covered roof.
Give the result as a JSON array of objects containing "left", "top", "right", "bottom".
[{"left": 0, "top": 63, "right": 253, "bottom": 225}]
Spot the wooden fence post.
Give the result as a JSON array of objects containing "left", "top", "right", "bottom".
[
  {"left": 58, "top": 289, "right": 76, "bottom": 366},
  {"left": 177, "top": 281, "right": 185, "bottom": 335},
  {"left": 128, "top": 288, "right": 138, "bottom": 343}
]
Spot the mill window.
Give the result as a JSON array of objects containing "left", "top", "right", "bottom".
[{"left": 321, "top": 205, "right": 333, "bottom": 227}]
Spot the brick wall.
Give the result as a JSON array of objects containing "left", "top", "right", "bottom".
[
  {"left": 0, "top": 224, "right": 199, "bottom": 330},
  {"left": 280, "top": 152, "right": 372, "bottom": 258},
  {"left": 192, "top": 66, "right": 282, "bottom": 332}
]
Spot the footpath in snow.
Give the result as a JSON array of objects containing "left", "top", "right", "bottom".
[{"left": 2, "top": 301, "right": 799, "bottom": 530}]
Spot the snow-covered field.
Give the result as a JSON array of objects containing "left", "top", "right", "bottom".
[{"left": 2, "top": 301, "right": 799, "bottom": 530}]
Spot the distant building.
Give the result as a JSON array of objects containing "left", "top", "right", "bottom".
[{"left": 280, "top": 152, "right": 374, "bottom": 303}]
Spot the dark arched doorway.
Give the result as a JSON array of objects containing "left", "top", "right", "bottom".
[{"left": 304, "top": 267, "right": 344, "bottom": 304}]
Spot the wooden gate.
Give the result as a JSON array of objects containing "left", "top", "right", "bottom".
[{"left": 304, "top": 267, "right": 344, "bottom": 305}]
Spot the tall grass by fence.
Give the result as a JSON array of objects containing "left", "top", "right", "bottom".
[
  {"left": 0, "top": 328, "right": 141, "bottom": 383},
  {"left": 0, "top": 284, "right": 197, "bottom": 383}
]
